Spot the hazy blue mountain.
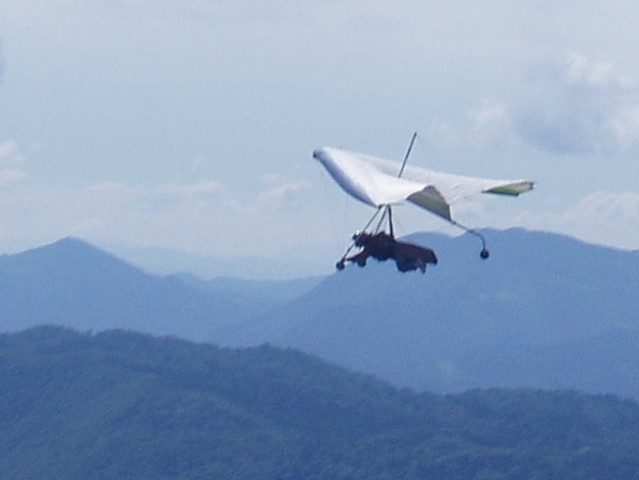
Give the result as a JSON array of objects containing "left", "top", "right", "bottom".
[
  {"left": 107, "top": 242, "right": 331, "bottom": 279},
  {"left": 238, "top": 228, "right": 639, "bottom": 396},
  {"left": 177, "top": 273, "right": 323, "bottom": 304},
  {"left": 462, "top": 328, "right": 639, "bottom": 397},
  {"left": 0, "top": 238, "right": 263, "bottom": 340},
  {"left": 2, "top": 230, "right": 638, "bottom": 400},
  {"left": 2, "top": 326, "right": 639, "bottom": 479}
]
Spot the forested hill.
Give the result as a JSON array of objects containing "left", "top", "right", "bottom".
[{"left": 2, "top": 327, "right": 639, "bottom": 479}]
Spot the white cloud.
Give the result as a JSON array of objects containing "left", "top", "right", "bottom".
[
  {"left": 260, "top": 173, "right": 282, "bottom": 184},
  {"left": 257, "top": 181, "right": 311, "bottom": 204},
  {"left": 80, "top": 180, "right": 225, "bottom": 201},
  {"left": 521, "top": 191, "right": 639, "bottom": 250},
  {"left": 574, "top": 191, "right": 639, "bottom": 220},
  {"left": 0, "top": 141, "right": 27, "bottom": 186},
  {"left": 565, "top": 53, "right": 633, "bottom": 89},
  {"left": 468, "top": 102, "right": 513, "bottom": 146},
  {"left": 502, "top": 53, "right": 639, "bottom": 155},
  {"left": 0, "top": 168, "right": 25, "bottom": 186},
  {"left": 82, "top": 181, "right": 137, "bottom": 196},
  {"left": 154, "top": 180, "right": 225, "bottom": 197},
  {"left": 609, "top": 104, "right": 639, "bottom": 149},
  {"left": 0, "top": 174, "right": 319, "bottom": 257},
  {"left": 0, "top": 141, "right": 25, "bottom": 164}
]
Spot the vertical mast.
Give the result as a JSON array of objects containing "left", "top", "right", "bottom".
[
  {"left": 398, "top": 131, "right": 418, "bottom": 178},
  {"left": 387, "top": 131, "right": 418, "bottom": 236}
]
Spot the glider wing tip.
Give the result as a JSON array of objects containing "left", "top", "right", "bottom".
[{"left": 485, "top": 181, "right": 535, "bottom": 196}]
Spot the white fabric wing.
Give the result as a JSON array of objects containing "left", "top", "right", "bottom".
[{"left": 313, "top": 147, "right": 534, "bottom": 221}]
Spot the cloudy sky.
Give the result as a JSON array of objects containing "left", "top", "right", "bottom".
[{"left": 1, "top": 1, "right": 638, "bottom": 277}]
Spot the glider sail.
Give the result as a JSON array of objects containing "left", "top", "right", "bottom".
[{"left": 313, "top": 146, "right": 534, "bottom": 221}]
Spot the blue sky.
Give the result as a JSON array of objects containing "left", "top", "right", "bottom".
[{"left": 1, "top": 1, "right": 638, "bottom": 277}]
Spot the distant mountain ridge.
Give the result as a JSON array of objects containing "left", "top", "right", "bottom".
[
  {"left": 110, "top": 242, "right": 331, "bottom": 280},
  {"left": 0, "top": 237, "right": 266, "bottom": 340},
  {"left": 1, "top": 230, "right": 638, "bottom": 399},
  {"left": 233, "top": 228, "right": 639, "bottom": 396}
]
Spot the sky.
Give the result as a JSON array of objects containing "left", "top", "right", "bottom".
[{"left": 1, "top": 1, "right": 638, "bottom": 278}]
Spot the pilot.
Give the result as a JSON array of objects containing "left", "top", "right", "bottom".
[
  {"left": 342, "top": 231, "right": 437, "bottom": 273},
  {"left": 344, "top": 231, "right": 394, "bottom": 266}
]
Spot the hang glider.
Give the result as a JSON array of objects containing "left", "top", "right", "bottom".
[
  {"left": 313, "top": 135, "right": 534, "bottom": 272},
  {"left": 313, "top": 146, "right": 534, "bottom": 222}
]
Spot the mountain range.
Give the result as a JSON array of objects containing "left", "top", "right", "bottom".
[
  {"left": 0, "top": 238, "right": 264, "bottom": 341},
  {"left": 2, "top": 326, "right": 639, "bottom": 479},
  {"left": 239, "top": 229, "right": 639, "bottom": 395},
  {"left": 1, "top": 229, "right": 637, "bottom": 397}
]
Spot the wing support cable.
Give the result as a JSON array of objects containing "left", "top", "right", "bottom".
[
  {"left": 449, "top": 219, "right": 490, "bottom": 259},
  {"left": 373, "top": 205, "right": 394, "bottom": 236},
  {"left": 335, "top": 206, "right": 384, "bottom": 270}
]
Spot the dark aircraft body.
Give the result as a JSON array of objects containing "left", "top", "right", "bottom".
[{"left": 338, "top": 232, "right": 437, "bottom": 273}]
